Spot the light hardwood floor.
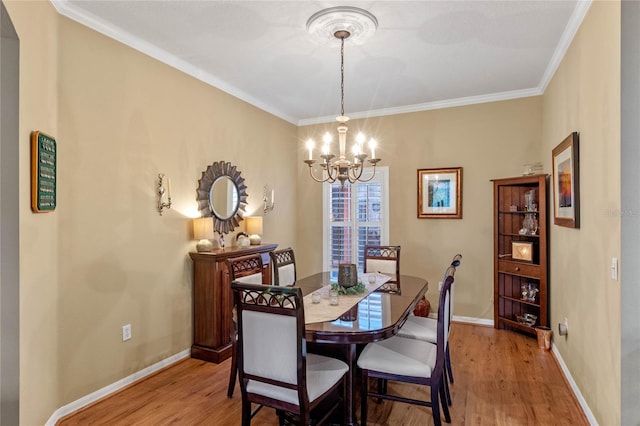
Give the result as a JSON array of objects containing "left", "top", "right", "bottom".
[{"left": 58, "top": 323, "right": 588, "bottom": 425}]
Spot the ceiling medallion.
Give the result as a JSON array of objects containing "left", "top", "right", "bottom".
[{"left": 306, "top": 6, "right": 378, "bottom": 46}]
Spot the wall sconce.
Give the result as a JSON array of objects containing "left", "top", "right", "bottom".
[
  {"left": 263, "top": 185, "right": 275, "bottom": 215},
  {"left": 245, "top": 216, "right": 263, "bottom": 245},
  {"left": 193, "top": 217, "right": 214, "bottom": 252},
  {"left": 157, "top": 173, "right": 172, "bottom": 215}
]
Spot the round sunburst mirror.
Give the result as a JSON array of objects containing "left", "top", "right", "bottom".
[{"left": 196, "top": 161, "right": 248, "bottom": 234}]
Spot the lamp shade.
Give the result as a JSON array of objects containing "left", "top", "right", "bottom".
[
  {"left": 245, "top": 216, "right": 263, "bottom": 236},
  {"left": 245, "top": 216, "right": 263, "bottom": 245},
  {"left": 193, "top": 217, "right": 214, "bottom": 252},
  {"left": 193, "top": 217, "right": 214, "bottom": 240}
]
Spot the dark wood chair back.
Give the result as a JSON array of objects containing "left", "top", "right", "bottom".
[
  {"left": 227, "top": 254, "right": 264, "bottom": 284},
  {"left": 232, "top": 282, "right": 346, "bottom": 425},
  {"left": 270, "top": 247, "right": 296, "bottom": 286},
  {"left": 363, "top": 245, "right": 401, "bottom": 282}
]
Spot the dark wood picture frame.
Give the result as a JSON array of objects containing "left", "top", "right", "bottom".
[
  {"left": 552, "top": 132, "right": 580, "bottom": 228},
  {"left": 31, "top": 130, "right": 57, "bottom": 213},
  {"left": 417, "top": 167, "right": 462, "bottom": 219}
]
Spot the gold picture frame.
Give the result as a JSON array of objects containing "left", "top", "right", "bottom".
[
  {"left": 417, "top": 167, "right": 462, "bottom": 219},
  {"left": 512, "top": 241, "right": 533, "bottom": 262}
]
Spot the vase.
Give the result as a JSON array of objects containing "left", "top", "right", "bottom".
[{"left": 338, "top": 263, "right": 358, "bottom": 288}]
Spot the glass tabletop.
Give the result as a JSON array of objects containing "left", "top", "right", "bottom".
[{"left": 294, "top": 272, "right": 429, "bottom": 344}]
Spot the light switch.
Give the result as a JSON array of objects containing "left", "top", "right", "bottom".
[{"left": 611, "top": 257, "right": 618, "bottom": 281}]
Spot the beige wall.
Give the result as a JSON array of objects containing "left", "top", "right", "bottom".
[
  {"left": 297, "top": 97, "right": 543, "bottom": 317},
  {"left": 6, "top": 1, "right": 297, "bottom": 424},
  {"left": 541, "top": 2, "right": 621, "bottom": 424},
  {"left": 4, "top": 0, "right": 623, "bottom": 424},
  {"left": 3, "top": 0, "right": 60, "bottom": 422}
]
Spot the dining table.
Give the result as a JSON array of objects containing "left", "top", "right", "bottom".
[{"left": 295, "top": 272, "right": 429, "bottom": 426}]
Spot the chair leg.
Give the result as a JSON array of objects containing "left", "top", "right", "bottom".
[
  {"left": 227, "top": 337, "right": 237, "bottom": 398},
  {"left": 361, "top": 371, "right": 369, "bottom": 426},
  {"left": 342, "top": 376, "right": 348, "bottom": 426},
  {"left": 376, "top": 378, "right": 386, "bottom": 403},
  {"left": 431, "top": 379, "right": 442, "bottom": 426},
  {"left": 446, "top": 346, "right": 454, "bottom": 384},
  {"left": 241, "top": 400, "right": 251, "bottom": 426},
  {"left": 439, "top": 378, "right": 451, "bottom": 423},
  {"left": 443, "top": 369, "right": 452, "bottom": 406}
]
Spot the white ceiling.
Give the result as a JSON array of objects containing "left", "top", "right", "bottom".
[{"left": 52, "top": 1, "right": 591, "bottom": 125}]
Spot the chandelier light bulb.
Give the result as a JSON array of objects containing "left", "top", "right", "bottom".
[
  {"left": 306, "top": 139, "right": 314, "bottom": 160},
  {"left": 356, "top": 132, "right": 366, "bottom": 144},
  {"left": 323, "top": 132, "right": 332, "bottom": 144},
  {"left": 369, "top": 138, "right": 377, "bottom": 159}
]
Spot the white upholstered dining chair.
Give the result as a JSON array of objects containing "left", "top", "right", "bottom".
[
  {"left": 397, "top": 253, "right": 462, "bottom": 405},
  {"left": 232, "top": 282, "right": 348, "bottom": 425},
  {"left": 226, "top": 254, "right": 265, "bottom": 398},
  {"left": 357, "top": 273, "right": 455, "bottom": 426},
  {"left": 270, "top": 247, "right": 297, "bottom": 287},
  {"left": 363, "top": 245, "right": 400, "bottom": 281}
]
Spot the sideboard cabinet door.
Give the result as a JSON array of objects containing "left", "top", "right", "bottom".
[{"left": 189, "top": 243, "right": 277, "bottom": 363}]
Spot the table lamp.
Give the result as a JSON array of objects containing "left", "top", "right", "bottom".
[
  {"left": 245, "top": 216, "right": 263, "bottom": 245},
  {"left": 193, "top": 217, "right": 214, "bottom": 252}
]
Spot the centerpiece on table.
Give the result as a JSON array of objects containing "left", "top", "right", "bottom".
[{"left": 333, "top": 263, "right": 366, "bottom": 295}]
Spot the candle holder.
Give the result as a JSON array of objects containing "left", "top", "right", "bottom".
[
  {"left": 157, "top": 173, "right": 172, "bottom": 216},
  {"left": 263, "top": 185, "right": 275, "bottom": 215}
]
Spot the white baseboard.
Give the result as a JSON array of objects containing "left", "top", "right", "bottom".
[
  {"left": 45, "top": 325, "right": 597, "bottom": 426},
  {"left": 452, "top": 315, "right": 494, "bottom": 326},
  {"left": 551, "top": 345, "right": 599, "bottom": 425},
  {"left": 428, "top": 312, "right": 494, "bottom": 327},
  {"left": 45, "top": 349, "right": 191, "bottom": 426}
]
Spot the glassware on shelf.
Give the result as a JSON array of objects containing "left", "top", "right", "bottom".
[
  {"left": 524, "top": 190, "right": 536, "bottom": 211},
  {"left": 527, "top": 283, "right": 539, "bottom": 302},
  {"left": 520, "top": 283, "right": 538, "bottom": 302},
  {"left": 516, "top": 313, "right": 537, "bottom": 327},
  {"left": 520, "top": 213, "right": 538, "bottom": 235}
]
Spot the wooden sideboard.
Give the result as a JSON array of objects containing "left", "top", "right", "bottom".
[{"left": 189, "top": 243, "right": 278, "bottom": 363}]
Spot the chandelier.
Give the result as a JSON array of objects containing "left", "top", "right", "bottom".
[{"left": 303, "top": 7, "right": 381, "bottom": 187}]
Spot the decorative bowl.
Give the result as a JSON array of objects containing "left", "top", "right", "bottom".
[{"left": 516, "top": 313, "right": 537, "bottom": 327}]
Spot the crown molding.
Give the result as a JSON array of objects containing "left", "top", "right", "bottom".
[
  {"left": 297, "top": 87, "right": 543, "bottom": 126},
  {"left": 51, "top": 0, "right": 299, "bottom": 125},
  {"left": 538, "top": 0, "right": 592, "bottom": 93},
  {"left": 51, "top": 0, "right": 590, "bottom": 128}
]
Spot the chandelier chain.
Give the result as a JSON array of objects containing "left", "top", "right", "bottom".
[{"left": 340, "top": 36, "right": 345, "bottom": 117}]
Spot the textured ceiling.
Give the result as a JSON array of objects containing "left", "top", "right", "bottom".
[{"left": 52, "top": 1, "right": 590, "bottom": 125}]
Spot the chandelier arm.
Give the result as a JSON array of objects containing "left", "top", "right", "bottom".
[
  {"left": 347, "top": 164, "right": 364, "bottom": 182},
  {"left": 307, "top": 165, "right": 334, "bottom": 183},
  {"left": 348, "top": 164, "right": 378, "bottom": 183}
]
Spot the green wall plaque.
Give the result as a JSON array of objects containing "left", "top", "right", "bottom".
[{"left": 31, "top": 131, "right": 56, "bottom": 212}]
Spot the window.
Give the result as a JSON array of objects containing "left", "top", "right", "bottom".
[{"left": 323, "top": 167, "right": 389, "bottom": 279}]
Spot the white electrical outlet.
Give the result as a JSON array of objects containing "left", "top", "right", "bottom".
[
  {"left": 611, "top": 257, "right": 618, "bottom": 280},
  {"left": 122, "top": 324, "right": 132, "bottom": 341}
]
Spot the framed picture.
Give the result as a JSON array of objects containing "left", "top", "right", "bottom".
[
  {"left": 552, "top": 132, "right": 580, "bottom": 228},
  {"left": 417, "top": 167, "right": 462, "bottom": 219},
  {"left": 512, "top": 241, "right": 533, "bottom": 262}
]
